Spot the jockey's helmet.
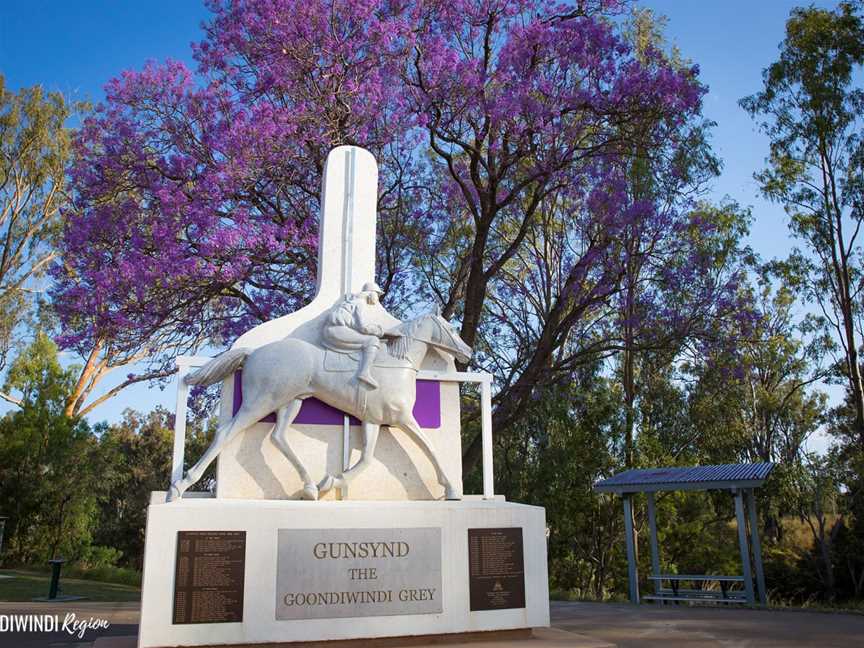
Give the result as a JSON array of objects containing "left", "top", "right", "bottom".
[{"left": 362, "top": 281, "right": 384, "bottom": 295}]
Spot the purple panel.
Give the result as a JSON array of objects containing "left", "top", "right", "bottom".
[
  {"left": 296, "top": 397, "right": 360, "bottom": 425},
  {"left": 413, "top": 379, "right": 441, "bottom": 428},
  {"left": 231, "top": 372, "right": 441, "bottom": 429}
]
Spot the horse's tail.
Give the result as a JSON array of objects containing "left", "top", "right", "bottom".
[{"left": 184, "top": 348, "right": 251, "bottom": 386}]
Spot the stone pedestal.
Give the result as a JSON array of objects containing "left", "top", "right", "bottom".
[{"left": 138, "top": 497, "right": 549, "bottom": 648}]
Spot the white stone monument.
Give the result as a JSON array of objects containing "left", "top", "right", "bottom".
[{"left": 138, "top": 146, "right": 549, "bottom": 648}]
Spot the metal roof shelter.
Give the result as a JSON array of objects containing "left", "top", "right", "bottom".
[{"left": 594, "top": 463, "right": 775, "bottom": 606}]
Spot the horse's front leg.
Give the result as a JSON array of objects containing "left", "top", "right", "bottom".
[
  {"left": 319, "top": 421, "right": 380, "bottom": 497},
  {"left": 396, "top": 413, "right": 459, "bottom": 500},
  {"left": 271, "top": 399, "right": 319, "bottom": 500}
]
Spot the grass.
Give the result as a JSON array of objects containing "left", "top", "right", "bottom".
[
  {"left": 3, "top": 562, "right": 141, "bottom": 587},
  {"left": 549, "top": 589, "right": 628, "bottom": 603},
  {"left": 550, "top": 588, "right": 864, "bottom": 615},
  {"left": 0, "top": 570, "right": 140, "bottom": 602},
  {"left": 769, "top": 597, "right": 864, "bottom": 615}
]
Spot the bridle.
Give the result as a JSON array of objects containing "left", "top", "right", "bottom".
[{"left": 409, "top": 315, "right": 464, "bottom": 359}]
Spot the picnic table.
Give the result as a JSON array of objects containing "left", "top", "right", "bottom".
[{"left": 643, "top": 574, "right": 747, "bottom": 604}]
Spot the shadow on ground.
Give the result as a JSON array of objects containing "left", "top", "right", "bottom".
[{"left": 552, "top": 600, "right": 864, "bottom": 648}]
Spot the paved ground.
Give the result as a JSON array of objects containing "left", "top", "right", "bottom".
[
  {"left": 3, "top": 600, "right": 864, "bottom": 647},
  {"left": 552, "top": 600, "right": 864, "bottom": 647},
  {"left": 0, "top": 602, "right": 139, "bottom": 648}
]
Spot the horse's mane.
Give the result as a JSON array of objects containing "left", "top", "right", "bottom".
[{"left": 386, "top": 315, "right": 428, "bottom": 360}]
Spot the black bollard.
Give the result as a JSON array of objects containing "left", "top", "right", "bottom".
[{"left": 47, "top": 558, "right": 65, "bottom": 600}]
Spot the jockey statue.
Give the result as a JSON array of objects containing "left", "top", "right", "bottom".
[{"left": 321, "top": 281, "right": 392, "bottom": 389}]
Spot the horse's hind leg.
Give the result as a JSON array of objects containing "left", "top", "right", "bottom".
[
  {"left": 319, "top": 422, "right": 380, "bottom": 497},
  {"left": 270, "top": 399, "right": 318, "bottom": 500},
  {"left": 168, "top": 406, "right": 265, "bottom": 501},
  {"left": 395, "top": 414, "right": 459, "bottom": 500}
]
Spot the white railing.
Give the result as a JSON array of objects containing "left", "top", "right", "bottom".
[{"left": 171, "top": 356, "right": 496, "bottom": 499}]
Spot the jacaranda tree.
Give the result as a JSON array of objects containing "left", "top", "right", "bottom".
[{"left": 52, "top": 1, "right": 743, "bottom": 471}]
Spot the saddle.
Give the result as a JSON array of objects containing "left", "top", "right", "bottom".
[{"left": 323, "top": 347, "right": 413, "bottom": 372}]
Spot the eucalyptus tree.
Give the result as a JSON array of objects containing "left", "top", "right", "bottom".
[
  {"left": 0, "top": 77, "right": 73, "bottom": 406},
  {"left": 741, "top": 2, "right": 864, "bottom": 447},
  {"left": 688, "top": 277, "right": 829, "bottom": 468}
]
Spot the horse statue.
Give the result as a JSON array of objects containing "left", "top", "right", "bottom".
[{"left": 167, "top": 311, "right": 472, "bottom": 502}]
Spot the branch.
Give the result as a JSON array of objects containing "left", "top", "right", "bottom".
[
  {"left": 0, "top": 390, "right": 22, "bottom": 407},
  {"left": 77, "top": 366, "right": 178, "bottom": 418}
]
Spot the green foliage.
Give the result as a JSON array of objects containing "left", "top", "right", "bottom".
[
  {"left": 0, "top": 77, "right": 76, "bottom": 379},
  {"left": 4, "top": 330, "right": 76, "bottom": 410},
  {"left": 731, "top": 2, "right": 864, "bottom": 604},
  {"left": 495, "top": 368, "right": 626, "bottom": 599},
  {"left": 741, "top": 1, "right": 864, "bottom": 445},
  {"left": 825, "top": 405, "right": 864, "bottom": 599},
  {"left": 687, "top": 277, "right": 827, "bottom": 468},
  {"left": 92, "top": 407, "right": 215, "bottom": 570},
  {"left": 494, "top": 363, "right": 775, "bottom": 601},
  {"left": 0, "top": 332, "right": 101, "bottom": 563},
  {"left": 76, "top": 544, "right": 123, "bottom": 570},
  {"left": 0, "top": 331, "right": 216, "bottom": 572},
  {"left": 485, "top": 272, "right": 856, "bottom": 604}
]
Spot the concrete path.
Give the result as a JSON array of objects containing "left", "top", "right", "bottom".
[
  {"left": 552, "top": 600, "right": 864, "bottom": 648},
  {"left": 0, "top": 602, "right": 139, "bottom": 648}
]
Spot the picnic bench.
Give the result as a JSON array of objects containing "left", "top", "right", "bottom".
[{"left": 643, "top": 574, "right": 747, "bottom": 604}]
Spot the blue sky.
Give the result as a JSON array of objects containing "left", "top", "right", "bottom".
[{"left": 0, "top": 1, "right": 840, "bottom": 449}]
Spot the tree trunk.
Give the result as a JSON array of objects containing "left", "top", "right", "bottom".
[
  {"left": 623, "top": 348, "right": 636, "bottom": 469},
  {"left": 822, "top": 143, "right": 864, "bottom": 447},
  {"left": 842, "top": 312, "right": 864, "bottom": 445},
  {"left": 456, "top": 220, "right": 493, "bottom": 369},
  {"left": 818, "top": 534, "right": 836, "bottom": 600},
  {"left": 65, "top": 339, "right": 105, "bottom": 417}
]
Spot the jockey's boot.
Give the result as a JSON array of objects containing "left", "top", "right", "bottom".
[
  {"left": 357, "top": 340, "right": 380, "bottom": 389},
  {"left": 358, "top": 370, "right": 378, "bottom": 390}
]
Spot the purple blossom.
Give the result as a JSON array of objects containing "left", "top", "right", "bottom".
[{"left": 52, "top": 0, "right": 719, "bottom": 376}]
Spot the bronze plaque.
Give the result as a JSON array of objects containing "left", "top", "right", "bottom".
[
  {"left": 172, "top": 530, "right": 246, "bottom": 624},
  {"left": 468, "top": 527, "right": 525, "bottom": 611}
]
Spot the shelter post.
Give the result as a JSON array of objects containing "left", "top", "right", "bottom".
[
  {"left": 646, "top": 492, "right": 661, "bottom": 597},
  {"left": 747, "top": 489, "right": 767, "bottom": 604},
  {"left": 622, "top": 494, "right": 639, "bottom": 603},
  {"left": 733, "top": 488, "right": 755, "bottom": 604}
]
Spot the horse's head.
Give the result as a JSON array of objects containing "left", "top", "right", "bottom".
[
  {"left": 388, "top": 310, "right": 472, "bottom": 365},
  {"left": 425, "top": 312, "right": 473, "bottom": 364}
]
